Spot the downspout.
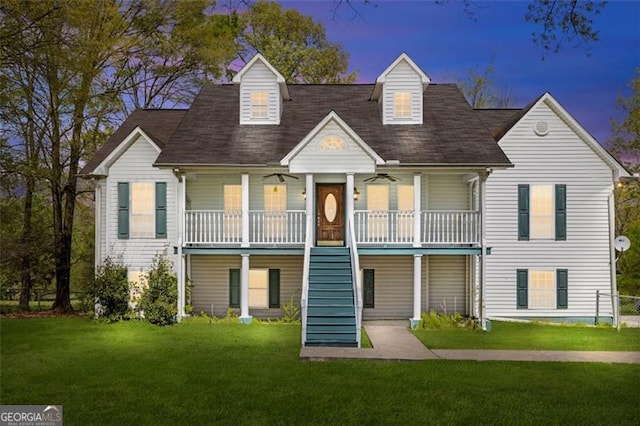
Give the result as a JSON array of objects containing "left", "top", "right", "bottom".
[
  {"left": 479, "top": 169, "right": 490, "bottom": 331},
  {"left": 93, "top": 178, "right": 101, "bottom": 269}
]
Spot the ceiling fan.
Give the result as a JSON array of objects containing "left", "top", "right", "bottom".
[
  {"left": 363, "top": 173, "right": 401, "bottom": 183},
  {"left": 262, "top": 173, "right": 299, "bottom": 183}
]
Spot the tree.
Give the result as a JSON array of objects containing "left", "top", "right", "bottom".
[
  {"left": 610, "top": 69, "right": 640, "bottom": 172},
  {"left": 117, "top": 0, "right": 240, "bottom": 113},
  {"left": 610, "top": 71, "right": 640, "bottom": 295},
  {"left": 333, "top": 0, "right": 607, "bottom": 56},
  {"left": 1, "top": 0, "right": 356, "bottom": 313},
  {"left": 525, "top": 0, "right": 606, "bottom": 55},
  {"left": 238, "top": 1, "right": 356, "bottom": 83},
  {"left": 458, "top": 58, "right": 513, "bottom": 109}
]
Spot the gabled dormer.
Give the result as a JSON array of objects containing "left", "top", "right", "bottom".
[
  {"left": 371, "top": 53, "right": 430, "bottom": 125},
  {"left": 232, "top": 54, "right": 290, "bottom": 125}
]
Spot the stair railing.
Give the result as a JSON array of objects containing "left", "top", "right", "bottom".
[
  {"left": 300, "top": 213, "right": 313, "bottom": 346},
  {"left": 347, "top": 214, "right": 362, "bottom": 347}
]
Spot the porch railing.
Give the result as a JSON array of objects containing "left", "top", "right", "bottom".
[
  {"left": 353, "top": 210, "right": 479, "bottom": 245},
  {"left": 249, "top": 210, "right": 306, "bottom": 244},
  {"left": 185, "top": 210, "right": 242, "bottom": 244},
  {"left": 353, "top": 210, "right": 415, "bottom": 244},
  {"left": 185, "top": 210, "right": 306, "bottom": 245},
  {"left": 422, "top": 210, "right": 479, "bottom": 244}
]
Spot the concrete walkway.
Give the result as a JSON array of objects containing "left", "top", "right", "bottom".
[{"left": 299, "top": 323, "right": 640, "bottom": 364}]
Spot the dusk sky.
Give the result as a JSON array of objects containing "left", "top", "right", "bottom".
[{"left": 280, "top": 0, "right": 639, "bottom": 146}]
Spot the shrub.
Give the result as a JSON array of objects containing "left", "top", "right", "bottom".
[
  {"left": 281, "top": 293, "right": 300, "bottom": 323},
  {"left": 90, "top": 256, "right": 129, "bottom": 321},
  {"left": 421, "top": 309, "right": 476, "bottom": 330},
  {"left": 138, "top": 254, "right": 177, "bottom": 326}
]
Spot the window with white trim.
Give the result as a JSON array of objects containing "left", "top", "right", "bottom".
[
  {"left": 367, "top": 185, "right": 389, "bottom": 239},
  {"left": 128, "top": 270, "right": 147, "bottom": 304},
  {"left": 131, "top": 183, "right": 154, "bottom": 238},
  {"left": 251, "top": 92, "right": 268, "bottom": 119},
  {"left": 529, "top": 270, "right": 555, "bottom": 309},
  {"left": 397, "top": 185, "right": 414, "bottom": 240},
  {"left": 530, "top": 185, "right": 554, "bottom": 239},
  {"left": 249, "top": 269, "right": 268, "bottom": 308},
  {"left": 394, "top": 92, "right": 411, "bottom": 118},
  {"left": 224, "top": 185, "right": 242, "bottom": 240},
  {"left": 264, "top": 184, "right": 286, "bottom": 239}
]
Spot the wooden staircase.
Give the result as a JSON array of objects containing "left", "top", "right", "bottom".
[{"left": 305, "top": 247, "right": 358, "bottom": 347}]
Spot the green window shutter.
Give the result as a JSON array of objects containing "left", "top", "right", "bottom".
[
  {"left": 268, "top": 269, "right": 280, "bottom": 308},
  {"left": 555, "top": 184, "right": 566, "bottom": 241},
  {"left": 556, "top": 269, "right": 568, "bottom": 309},
  {"left": 363, "top": 269, "right": 375, "bottom": 309},
  {"left": 516, "top": 269, "right": 528, "bottom": 309},
  {"left": 155, "top": 182, "right": 167, "bottom": 238},
  {"left": 518, "top": 185, "right": 530, "bottom": 241},
  {"left": 229, "top": 269, "right": 240, "bottom": 308},
  {"left": 117, "top": 183, "right": 129, "bottom": 239}
]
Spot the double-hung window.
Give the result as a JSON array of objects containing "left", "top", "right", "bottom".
[
  {"left": 367, "top": 185, "right": 389, "bottom": 240},
  {"left": 394, "top": 92, "right": 411, "bottom": 118},
  {"left": 224, "top": 185, "right": 242, "bottom": 241},
  {"left": 229, "top": 268, "right": 281, "bottom": 309},
  {"left": 518, "top": 184, "right": 566, "bottom": 240},
  {"left": 117, "top": 182, "right": 167, "bottom": 239},
  {"left": 516, "top": 269, "right": 568, "bottom": 309},
  {"left": 251, "top": 92, "right": 268, "bottom": 119},
  {"left": 264, "top": 184, "right": 287, "bottom": 240}
]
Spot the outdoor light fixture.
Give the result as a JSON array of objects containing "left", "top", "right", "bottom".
[
  {"left": 354, "top": 188, "right": 360, "bottom": 201},
  {"left": 302, "top": 189, "right": 306, "bottom": 200}
]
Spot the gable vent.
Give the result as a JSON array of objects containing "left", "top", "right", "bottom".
[{"left": 534, "top": 120, "right": 550, "bottom": 136}]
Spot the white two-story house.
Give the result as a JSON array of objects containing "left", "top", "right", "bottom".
[{"left": 81, "top": 53, "right": 629, "bottom": 347}]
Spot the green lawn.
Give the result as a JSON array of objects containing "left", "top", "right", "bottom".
[
  {"left": 413, "top": 321, "right": 640, "bottom": 351},
  {"left": 1, "top": 318, "right": 639, "bottom": 425}
]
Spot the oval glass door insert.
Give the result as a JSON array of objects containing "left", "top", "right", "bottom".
[{"left": 324, "top": 193, "right": 337, "bottom": 223}]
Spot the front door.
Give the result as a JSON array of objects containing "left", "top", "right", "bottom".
[{"left": 317, "top": 184, "right": 344, "bottom": 246}]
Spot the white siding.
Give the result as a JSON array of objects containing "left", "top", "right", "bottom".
[
  {"left": 289, "top": 121, "right": 376, "bottom": 174},
  {"left": 381, "top": 60, "right": 423, "bottom": 125},
  {"left": 485, "top": 101, "right": 614, "bottom": 318},
  {"left": 190, "top": 255, "right": 303, "bottom": 317},
  {"left": 239, "top": 62, "right": 281, "bottom": 125},
  {"left": 428, "top": 256, "right": 467, "bottom": 314},
  {"left": 104, "top": 136, "right": 178, "bottom": 273},
  {"left": 427, "top": 174, "right": 470, "bottom": 210},
  {"left": 353, "top": 174, "right": 418, "bottom": 210},
  {"left": 360, "top": 256, "right": 414, "bottom": 319},
  {"left": 186, "top": 173, "right": 306, "bottom": 211}
]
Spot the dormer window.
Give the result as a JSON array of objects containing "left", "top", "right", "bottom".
[
  {"left": 394, "top": 92, "right": 411, "bottom": 118},
  {"left": 251, "top": 92, "right": 268, "bottom": 119},
  {"left": 233, "top": 54, "right": 289, "bottom": 125},
  {"left": 372, "top": 53, "right": 430, "bottom": 125}
]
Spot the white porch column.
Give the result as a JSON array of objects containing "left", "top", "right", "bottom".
[
  {"left": 239, "top": 253, "right": 252, "bottom": 323},
  {"left": 241, "top": 174, "right": 249, "bottom": 248},
  {"left": 177, "top": 174, "right": 187, "bottom": 319},
  {"left": 346, "top": 173, "right": 355, "bottom": 224},
  {"left": 479, "top": 171, "right": 488, "bottom": 330},
  {"left": 411, "top": 254, "right": 422, "bottom": 328},
  {"left": 305, "top": 174, "right": 314, "bottom": 244},
  {"left": 413, "top": 173, "right": 421, "bottom": 248}
]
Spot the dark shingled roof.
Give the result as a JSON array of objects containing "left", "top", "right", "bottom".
[
  {"left": 475, "top": 95, "right": 543, "bottom": 141},
  {"left": 80, "top": 109, "right": 187, "bottom": 175},
  {"left": 154, "top": 84, "right": 512, "bottom": 167}
]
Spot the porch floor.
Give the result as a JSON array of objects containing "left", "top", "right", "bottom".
[{"left": 299, "top": 322, "right": 640, "bottom": 363}]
